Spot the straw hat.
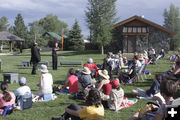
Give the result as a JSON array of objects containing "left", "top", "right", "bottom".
[
  {"left": 39, "top": 64, "right": 48, "bottom": 73},
  {"left": 139, "top": 56, "right": 144, "bottom": 61},
  {"left": 82, "top": 67, "right": 91, "bottom": 74},
  {"left": 98, "top": 69, "right": 110, "bottom": 80}
]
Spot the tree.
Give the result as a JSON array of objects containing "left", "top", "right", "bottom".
[
  {"left": 38, "top": 14, "right": 69, "bottom": 47},
  {"left": 68, "top": 20, "right": 84, "bottom": 50},
  {"left": 39, "top": 14, "right": 68, "bottom": 34},
  {"left": 85, "top": 0, "right": 117, "bottom": 54},
  {"left": 13, "top": 13, "right": 28, "bottom": 48},
  {"left": 28, "top": 21, "right": 46, "bottom": 47},
  {"left": 0, "top": 16, "right": 9, "bottom": 31},
  {"left": 163, "top": 4, "right": 180, "bottom": 50}
]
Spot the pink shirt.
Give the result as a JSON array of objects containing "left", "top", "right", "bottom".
[
  {"left": 68, "top": 75, "right": 79, "bottom": 93},
  {"left": 0, "top": 92, "right": 15, "bottom": 114}
]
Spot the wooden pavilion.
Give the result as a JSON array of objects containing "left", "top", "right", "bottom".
[
  {"left": 0, "top": 31, "right": 24, "bottom": 52},
  {"left": 112, "top": 16, "right": 175, "bottom": 53}
]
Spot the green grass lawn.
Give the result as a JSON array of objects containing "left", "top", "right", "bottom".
[{"left": 0, "top": 50, "right": 179, "bottom": 120}]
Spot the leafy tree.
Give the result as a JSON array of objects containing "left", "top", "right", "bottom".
[
  {"left": 68, "top": 20, "right": 84, "bottom": 50},
  {"left": 28, "top": 21, "right": 46, "bottom": 47},
  {"left": 85, "top": 0, "right": 117, "bottom": 54},
  {"left": 0, "top": 16, "right": 9, "bottom": 31},
  {"left": 38, "top": 14, "right": 69, "bottom": 47},
  {"left": 163, "top": 4, "right": 180, "bottom": 50},
  {"left": 13, "top": 13, "right": 28, "bottom": 48},
  {"left": 39, "top": 14, "right": 68, "bottom": 34}
]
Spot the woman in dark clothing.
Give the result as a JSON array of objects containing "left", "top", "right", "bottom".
[{"left": 52, "top": 42, "right": 59, "bottom": 70}]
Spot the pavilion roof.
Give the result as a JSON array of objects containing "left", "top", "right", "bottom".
[{"left": 0, "top": 31, "right": 24, "bottom": 41}]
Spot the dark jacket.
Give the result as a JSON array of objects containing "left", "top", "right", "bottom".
[{"left": 30, "top": 46, "right": 41, "bottom": 63}]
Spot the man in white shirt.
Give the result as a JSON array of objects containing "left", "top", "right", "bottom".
[{"left": 14, "top": 77, "right": 31, "bottom": 97}]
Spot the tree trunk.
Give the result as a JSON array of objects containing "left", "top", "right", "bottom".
[
  {"left": 101, "top": 45, "right": 104, "bottom": 55},
  {"left": 0, "top": 41, "right": 3, "bottom": 52}
]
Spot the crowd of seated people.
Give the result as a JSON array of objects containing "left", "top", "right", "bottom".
[{"left": 1, "top": 48, "right": 179, "bottom": 120}]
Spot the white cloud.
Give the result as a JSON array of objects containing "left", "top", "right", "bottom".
[{"left": 0, "top": 0, "right": 180, "bottom": 37}]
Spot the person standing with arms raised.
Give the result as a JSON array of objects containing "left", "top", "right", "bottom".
[
  {"left": 52, "top": 41, "right": 59, "bottom": 70},
  {"left": 30, "top": 43, "right": 41, "bottom": 75}
]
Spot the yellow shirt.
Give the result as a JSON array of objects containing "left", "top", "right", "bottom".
[{"left": 78, "top": 104, "right": 104, "bottom": 120}]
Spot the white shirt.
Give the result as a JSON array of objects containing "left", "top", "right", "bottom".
[
  {"left": 41, "top": 73, "right": 53, "bottom": 94},
  {"left": 14, "top": 86, "right": 31, "bottom": 96},
  {"left": 136, "top": 60, "right": 142, "bottom": 68}
]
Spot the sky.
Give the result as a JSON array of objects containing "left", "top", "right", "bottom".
[{"left": 0, "top": 0, "right": 180, "bottom": 37}]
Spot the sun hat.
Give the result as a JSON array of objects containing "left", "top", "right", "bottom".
[
  {"left": 82, "top": 67, "right": 91, "bottom": 74},
  {"left": 98, "top": 69, "right": 110, "bottom": 80},
  {"left": 19, "top": 77, "right": 26, "bottom": 85},
  {"left": 39, "top": 64, "right": 48, "bottom": 73},
  {"left": 110, "top": 80, "right": 120, "bottom": 88},
  {"left": 88, "top": 58, "right": 93, "bottom": 64}
]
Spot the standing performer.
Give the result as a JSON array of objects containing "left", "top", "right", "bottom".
[
  {"left": 52, "top": 42, "right": 59, "bottom": 70},
  {"left": 30, "top": 43, "right": 41, "bottom": 75}
]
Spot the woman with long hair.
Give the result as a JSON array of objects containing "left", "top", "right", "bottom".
[
  {"left": 52, "top": 88, "right": 104, "bottom": 120},
  {"left": 0, "top": 82, "right": 15, "bottom": 114}
]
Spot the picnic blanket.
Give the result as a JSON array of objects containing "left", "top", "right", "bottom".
[{"left": 119, "top": 97, "right": 138, "bottom": 110}]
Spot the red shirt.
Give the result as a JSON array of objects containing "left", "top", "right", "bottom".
[
  {"left": 102, "top": 83, "right": 112, "bottom": 95},
  {"left": 83, "top": 63, "right": 98, "bottom": 76},
  {"left": 68, "top": 75, "right": 79, "bottom": 93}
]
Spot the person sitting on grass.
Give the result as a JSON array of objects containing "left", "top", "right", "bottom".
[
  {"left": 118, "top": 60, "right": 137, "bottom": 83},
  {"left": 78, "top": 67, "right": 93, "bottom": 92},
  {"left": 107, "top": 79, "right": 124, "bottom": 111},
  {"left": 52, "top": 88, "right": 104, "bottom": 120},
  {"left": 0, "top": 82, "right": 15, "bottom": 114},
  {"left": 97, "top": 69, "right": 112, "bottom": 100},
  {"left": 165, "top": 60, "right": 180, "bottom": 82},
  {"left": 128, "top": 80, "right": 177, "bottom": 120},
  {"left": 83, "top": 58, "right": 98, "bottom": 78},
  {"left": 57, "top": 68, "right": 79, "bottom": 94},
  {"left": 14, "top": 77, "right": 31, "bottom": 97},
  {"left": 14, "top": 77, "right": 31, "bottom": 109},
  {"left": 37, "top": 64, "right": 54, "bottom": 101},
  {"left": 131, "top": 74, "right": 165, "bottom": 104}
]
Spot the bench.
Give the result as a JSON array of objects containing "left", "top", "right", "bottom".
[
  {"left": 22, "top": 60, "right": 30, "bottom": 67},
  {"left": 49, "top": 61, "right": 52, "bottom": 67},
  {"left": 3, "top": 73, "right": 19, "bottom": 84},
  {"left": 38, "top": 60, "right": 48, "bottom": 66},
  {"left": 60, "top": 61, "right": 82, "bottom": 66}
]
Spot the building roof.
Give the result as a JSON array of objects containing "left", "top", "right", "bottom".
[
  {"left": 0, "top": 31, "right": 24, "bottom": 41},
  {"left": 42, "top": 32, "right": 68, "bottom": 41},
  {"left": 114, "top": 15, "right": 175, "bottom": 35}
]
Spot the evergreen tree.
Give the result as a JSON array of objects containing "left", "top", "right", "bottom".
[
  {"left": 85, "top": 0, "right": 117, "bottom": 54},
  {"left": 68, "top": 20, "right": 84, "bottom": 50},
  {"left": 13, "top": 13, "right": 28, "bottom": 48},
  {"left": 163, "top": 4, "right": 180, "bottom": 50},
  {"left": 0, "top": 16, "right": 9, "bottom": 31}
]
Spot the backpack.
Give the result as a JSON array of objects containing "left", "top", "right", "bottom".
[{"left": 18, "top": 93, "right": 32, "bottom": 110}]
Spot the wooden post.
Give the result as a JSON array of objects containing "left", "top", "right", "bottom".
[{"left": 9, "top": 41, "right": 12, "bottom": 52}]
